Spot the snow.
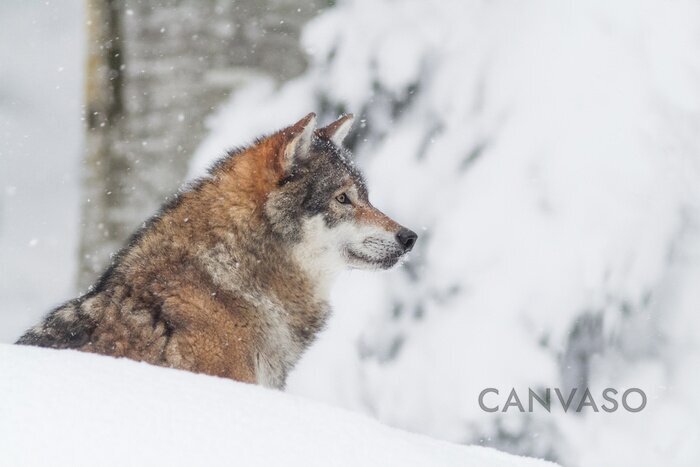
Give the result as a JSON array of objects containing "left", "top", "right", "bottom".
[
  {"left": 189, "top": 0, "right": 700, "bottom": 465},
  {"left": 0, "top": 344, "right": 557, "bottom": 467}
]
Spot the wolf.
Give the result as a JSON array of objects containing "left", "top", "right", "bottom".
[{"left": 16, "top": 113, "right": 417, "bottom": 389}]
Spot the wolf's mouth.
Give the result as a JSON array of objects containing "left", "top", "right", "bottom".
[{"left": 346, "top": 248, "right": 401, "bottom": 269}]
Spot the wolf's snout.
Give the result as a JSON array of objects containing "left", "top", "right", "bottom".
[{"left": 396, "top": 227, "right": 418, "bottom": 252}]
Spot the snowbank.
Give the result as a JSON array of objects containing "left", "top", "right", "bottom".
[{"left": 0, "top": 344, "right": 556, "bottom": 467}]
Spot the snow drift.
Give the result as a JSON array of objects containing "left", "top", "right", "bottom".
[{"left": 0, "top": 344, "right": 556, "bottom": 467}]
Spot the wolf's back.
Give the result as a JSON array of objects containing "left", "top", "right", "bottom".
[{"left": 16, "top": 299, "right": 97, "bottom": 349}]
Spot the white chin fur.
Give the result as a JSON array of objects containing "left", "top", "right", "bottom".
[
  {"left": 293, "top": 215, "right": 403, "bottom": 280},
  {"left": 291, "top": 216, "right": 346, "bottom": 296},
  {"left": 344, "top": 236, "right": 404, "bottom": 270}
]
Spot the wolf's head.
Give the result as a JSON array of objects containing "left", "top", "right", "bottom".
[{"left": 259, "top": 113, "right": 417, "bottom": 277}]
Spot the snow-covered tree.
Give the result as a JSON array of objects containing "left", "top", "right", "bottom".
[{"left": 190, "top": 1, "right": 700, "bottom": 465}]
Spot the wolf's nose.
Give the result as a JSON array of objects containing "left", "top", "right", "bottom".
[{"left": 396, "top": 228, "right": 418, "bottom": 252}]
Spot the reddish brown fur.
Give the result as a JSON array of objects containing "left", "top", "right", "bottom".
[
  {"left": 79, "top": 127, "right": 310, "bottom": 381},
  {"left": 20, "top": 118, "right": 324, "bottom": 385},
  {"left": 355, "top": 203, "right": 402, "bottom": 232}
]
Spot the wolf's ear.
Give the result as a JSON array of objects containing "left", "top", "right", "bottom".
[
  {"left": 280, "top": 112, "right": 317, "bottom": 173},
  {"left": 316, "top": 114, "right": 354, "bottom": 147}
]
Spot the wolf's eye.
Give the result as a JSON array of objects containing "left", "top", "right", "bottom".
[{"left": 335, "top": 193, "right": 351, "bottom": 205}]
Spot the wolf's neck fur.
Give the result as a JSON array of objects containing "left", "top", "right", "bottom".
[{"left": 291, "top": 215, "right": 345, "bottom": 299}]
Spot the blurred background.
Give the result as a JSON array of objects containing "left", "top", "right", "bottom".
[{"left": 2, "top": 1, "right": 700, "bottom": 465}]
